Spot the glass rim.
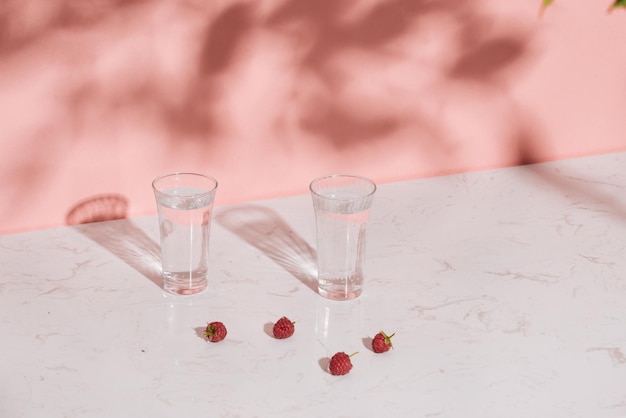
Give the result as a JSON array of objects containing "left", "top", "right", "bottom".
[
  {"left": 152, "top": 172, "right": 218, "bottom": 197},
  {"left": 309, "top": 174, "right": 377, "bottom": 200}
]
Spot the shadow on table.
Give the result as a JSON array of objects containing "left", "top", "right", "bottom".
[
  {"left": 516, "top": 140, "right": 626, "bottom": 221},
  {"left": 215, "top": 204, "right": 318, "bottom": 293},
  {"left": 73, "top": 219, "right": 163, "bottom": 289}
]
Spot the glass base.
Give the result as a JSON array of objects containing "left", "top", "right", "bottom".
[
  {"left": 163, "top": 271, "right": 207, "bottom": 295},
  {"left": 318, "top": 286, "right": 362, "bottom": 301}
]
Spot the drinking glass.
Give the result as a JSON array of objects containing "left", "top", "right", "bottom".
[
  {"left": 310, "top": 174, "right": 376, "bottom": 300},
  {"left": 152, "top": 172, "right": 218, "bottom": 295}
]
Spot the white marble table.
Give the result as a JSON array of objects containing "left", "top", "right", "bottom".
[{"left": 2, "top": 152, "right": 626, "bottom": 417}]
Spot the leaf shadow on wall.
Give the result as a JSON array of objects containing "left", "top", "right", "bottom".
[
  {"left": 215, "top": 204, "right": 318, "bottom": 293},
  {"left": 26, "top": 0, "right": 241, "bottom": 145},
  {"left": 2, "top": 0, "right": 535, "bottom": 160},
  {"left": 263, "top": 0, "right": 534, "bottom": 154},
  {"left": 0, "top": 1, "right": 234, "bottom": 229},
  {"left": 0, "top": 0, "right": 549, "bottom": 232},
  {"left": 0, "top": 0, "right": 537, "bottom": 157}
]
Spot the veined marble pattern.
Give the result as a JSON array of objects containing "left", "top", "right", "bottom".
[{"left": 1, "top": 152, "right": 626, "bottom": 417}]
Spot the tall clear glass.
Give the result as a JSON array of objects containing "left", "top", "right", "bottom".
[
  {"left": 310, "top": 174, "right": 376, "bottom": 300},
  {"left": 152, "top": 172, "right": 218, "bottom": 295}
]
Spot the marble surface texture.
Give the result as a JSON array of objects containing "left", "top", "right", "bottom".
[{"left": 2, "top": 152, "right": 626, "bottom": 417}]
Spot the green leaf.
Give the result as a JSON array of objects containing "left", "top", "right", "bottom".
[
  {"left": 541, "top": 0, "right": 626, "bottom": 14},
  {"left": 611, "top": 0, "right": 626, "bottom": 9},
  {"left": 539, "top": 0, "right": 554, "bottom": 16}
]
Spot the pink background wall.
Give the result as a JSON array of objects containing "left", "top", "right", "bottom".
[{"left": 2, "top": 0, "right": 626, "bottom": 234}]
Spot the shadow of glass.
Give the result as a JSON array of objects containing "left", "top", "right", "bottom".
[
  {"left": 215, "top": 204, "right": 318, "bottom": 293},
  {"left": 66, "top": 194, "right": 129, "bottom": 225},
  {"left": 73, "top": 219, "right": 163, "bottom": 289}
]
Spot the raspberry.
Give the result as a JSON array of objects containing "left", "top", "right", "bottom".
[
  {"left": 273, "top": 316, "right": 295, "bottom": 339},
  {"left": 371, "top": 331, "right": 395, "bottom": 353},
  {"left": 329, "top": 352, "right": 357, "bottom": 375},
  {"left": 205, "top": 321, "right": 227, "bottom": 343}
]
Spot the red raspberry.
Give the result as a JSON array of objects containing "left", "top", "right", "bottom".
[
  {"left": 204, "top": 321, "right": 227, "bottom": 343},
  {"left": 371, "top": 331, "right": 395, "bottom": 353},
  {"left": 273, "top": 316, "right": 295, "bottom": 339},
  {"left": 329, "top": 352, "right": 357, "bottom": 375}
]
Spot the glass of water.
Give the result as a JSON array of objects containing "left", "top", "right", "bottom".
[
  {"left": 310, "top": 174, "right": 376, "bottom": 300},
  {"left": 152, "top": 172, "right": 218, "bottom": 295}
]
